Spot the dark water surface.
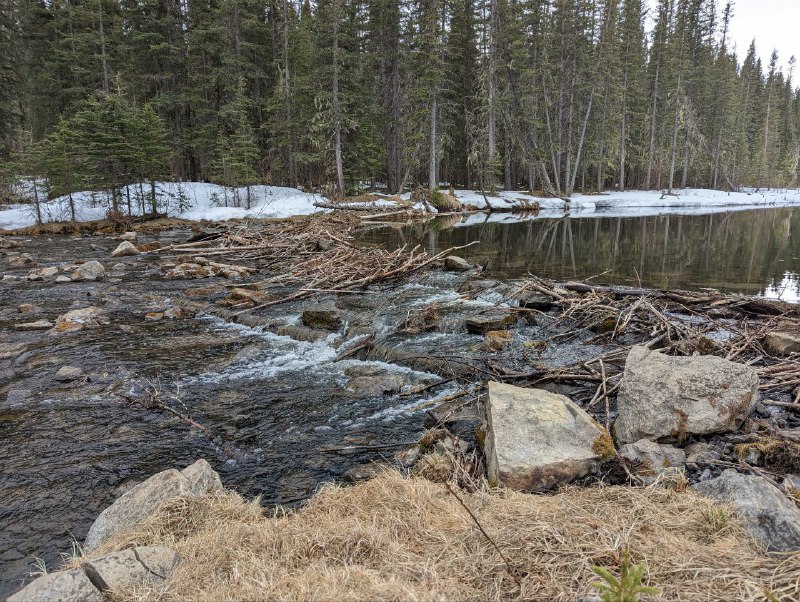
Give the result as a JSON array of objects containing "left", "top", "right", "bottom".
[{"left": 358, "top": 207, "right": 800, "bottom": 301}]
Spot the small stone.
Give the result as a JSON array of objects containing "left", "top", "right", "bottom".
[
  {"left": 165, "top": 263, "right": 211, "bottom": 279},
  {"left": 51, "top": 306, "right": 109, "bottom": 333},
  {"left": 111, "top": 241, "right": 140, "bottom": 257},
  {"left": 72, "top": 260, "right": 106, "bottom": 281},
  {"left": 342, "top": 463, "right": 390, "bottom": 482},
  {"left": 7, "top": 253, "right": 35, "bottom": 268},
  {"left": 17, "top": 303, "right": 41, "bottom": 313},
  {"left": 119, "top": 231, "right": 137, "bottom": 241},
  {"left": 395, "top": 446, "right": 421, "bottom": 468},
  {"left": 485, "top": 330, "right": 512, "bottom": 351},
  {"left": 694, "top": 469, "right": 800, "bottom": 552},
  {"left": 15, "top": 319, "right": 54, "bottom": 330},
  {"left": 145, "top": 312, "right": 164, "bottom": 321},
  {"left": 764, "top": 331, "right": 800, "bottom": 356},
  {"left": 619, "top": 439, "right": 685, "bottom": 477},
  {"left": 111, "top": 262, "right": 126, "bottom": 271},
  {"left": 684, "top": 441, "right": 721, "bottom": 465},
  {"left": 302, "top": 303, "right": 343, "bottom": 330},
  {"left": 465, "top": 310, "right": 517, "bottom": 334},
  {"left": 444, "top": 256, "right": 473, "bottom": 272},
  {"left": 55, "top": 366, "right": 84, "bottom": 382},
  {"left": 27, "top": 266, "right": 59, "bottom": 280},
  {"left": 55, "top": 275, "right": 72, "bottom": 283},
  {"left": 138, "top": 241, "right": 163, "bottom": 252},
  {"left": 164, "top": 307, "right": 194, "bottom": 319},
  {"left": 7, "top": 569, "right": 104, "bottom": 602}
]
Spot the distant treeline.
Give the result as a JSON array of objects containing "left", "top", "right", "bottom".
[{"left": 1, "top": 0, "right": 798, "bottom": 198}]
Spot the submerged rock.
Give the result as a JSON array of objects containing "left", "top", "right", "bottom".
[
  {"left": 7, "top": 569, "right": 104, "bottom": 602},
  {"left": 614, "top": 346, "right": 759, "bottom": 444},
  {"left": 302, "top": 303, "right": 343, "bottom": 330},
  {"left": 694, "top": 469, "right": 800, "bottom": 552},
  {"left": 111, "top": 240, "right": 140, "bottom": 257},
  {"left": 484, "top": 382, "right": 609, "bottom": 491},
  {"left": 72, "top": 260, "right": 106, "bottom": 282},
  {"left": 83, "top": 459, "right": 222, "bottom": 551},
  {"left": 465, "top": 310, "right": 517, "bottom": 334}
]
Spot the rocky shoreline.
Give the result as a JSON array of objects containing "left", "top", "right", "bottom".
[{"left": 2, "top": 218, "right": 800, "bottom": 599}]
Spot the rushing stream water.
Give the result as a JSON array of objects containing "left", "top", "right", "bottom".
[{"left": 359, "top": 206, "right": 800, "bottom": 301}]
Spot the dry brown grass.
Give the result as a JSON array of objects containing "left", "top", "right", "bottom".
[{"left": 86, "top": 471, "right": 799, "bottom": 601}]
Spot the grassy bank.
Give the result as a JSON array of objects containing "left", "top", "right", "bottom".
[{"left": 78, "top": 471, "right": 799, "bottom": 601}]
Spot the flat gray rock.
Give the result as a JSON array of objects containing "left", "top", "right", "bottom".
[
  {"left": 84, "top": 459, "right": 222, "bottom": 551},
  {"left": 7, "top": 568, "right": 104, "bottom": 602},
  {"left": 83, "top": 546, "right": 179, "bottom": 592},
  {"left": 694, "top": 469, "right": 800, "bottom": 552},
  {"left": 484, "top": 382, "right": 608, "bottom": 492},
  {"left": 614, "top": 346, "right": 759, "bottom": 444}
]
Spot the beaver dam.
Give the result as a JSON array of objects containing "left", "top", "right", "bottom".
[{"left": 2, "top": 210, "right": 800, "bottom": 600}]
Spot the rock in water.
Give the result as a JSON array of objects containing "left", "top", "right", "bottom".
[
  {"left": 484, "top": 381, "right": 609, "bottom": 492},
  {"left": 72, "top": 260, "right": 106, "bottom": 281},
  {"left": 83, "top": 459, "right": 222, "bottom": 551},
  {"left": 764, "top": 331, "right": 800, "bottom": 356},
  {"left": 119, "top": 231, "right": 137, "bottom": 241},
  {"left": 6, "top": 569, "right": 104, "bottom": 602},
  {"left": 444, "top": 256, "right": 472, "bottom": 272},
  {"left": 694, "top": 469, "right": 800, "bottom": 552},
  {"left": 302, "top": 303, "right": 343, "bottom": 330},
  {"left": 465, "top": 310, "right": 517, "bottom": 334},
  {"left": 613, "top": 346, "right": 758, "bottom": 444},
  {"left": 83, "top": 546, "right": 179, "bottom": 592},
  {"left": 52, "top": 306, "right": 109, "bottom": 333},
  {"left": 111, "top": 241, "right": 140, "bottom": 257}
]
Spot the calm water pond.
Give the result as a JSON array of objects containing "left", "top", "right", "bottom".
[{"left": 359, "top": 207, "right": 800, "bottom": 301}]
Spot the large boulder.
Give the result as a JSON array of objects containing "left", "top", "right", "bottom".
[
  {"left": 484, "top": 382, "right": 610, "bottom": 492},
  {"left": 83, "top": 546, "right": 179, "bottom": 592},
  {"left": 84, "top": 459, "right": 222, "bottom": 551},
  {"left": 72, "top": 260, "right": 106, "bottom": 282},
  {"left": 7, "top": 569, "right": 104, "bottom": 602},
  {"left": 614, "top": 346, "right": 759, "bottom": 444},
  {"left": 694, "top": 469, "right": 800, "bottom": 552}
]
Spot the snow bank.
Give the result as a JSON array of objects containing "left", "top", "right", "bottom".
[
  {"left": 3, "top": 182, "right": 800, "bottom": 231},
  {"left": 0, "top": 182, "right": 326, "bottom": 230}
]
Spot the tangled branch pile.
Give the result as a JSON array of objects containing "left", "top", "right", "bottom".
[{"left": 158, "top": 215, "right": 470, "bottom": 308}]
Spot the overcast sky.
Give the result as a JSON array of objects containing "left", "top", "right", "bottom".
[{"left": 726, "top": 0, "right": 800, "bottom": 70}]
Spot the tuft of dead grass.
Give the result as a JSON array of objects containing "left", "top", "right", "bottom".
[{"left": 85, "top": 471, "right": 799, "bottom": 601}]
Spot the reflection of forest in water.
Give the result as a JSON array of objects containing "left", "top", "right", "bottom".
[{"left": 362, "top": 208, "right": 800, "bottom": 300}]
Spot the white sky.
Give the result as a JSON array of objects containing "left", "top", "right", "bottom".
[{"left": 726, "top": 0, "right": 800, "bottom": 70}]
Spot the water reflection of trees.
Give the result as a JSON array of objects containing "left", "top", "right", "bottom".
[{"left": 366, "top": 209, "right": 800, "bottom": 296}]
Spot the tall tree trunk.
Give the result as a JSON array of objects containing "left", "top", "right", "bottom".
[
  {"left": 282, "top": 0, "right": 296, "bottom": 186},
  {"left": 332, "top": 0, "right": 344, "bottom": 195},
  {"left": 429, "top": 96, "right": 437, "bottom": 190},
  {"left": 32, "top": 177, "right": 42, "bottom": 225},
  {"left": 668, "top": 71, "right": 682, "bottom": 193},
  {"left": 487, "top": 0, "right": 498, "bottom": 192},
  {"left": 646, "top": 60, "right": 660, "bottom": 189},
  {"left": 98, "top": 0, "right": 110, "bottom": 93}
]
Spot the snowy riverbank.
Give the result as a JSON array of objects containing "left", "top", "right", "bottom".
[{"left": 3, "top": 182, "right": 800, "bottom": 231}]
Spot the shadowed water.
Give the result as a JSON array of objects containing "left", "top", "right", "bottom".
[{"left": 359, "top": 207, "right": 800, "bottom": 301}]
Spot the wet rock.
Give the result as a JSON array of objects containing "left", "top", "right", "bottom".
[
  {"left": 52, "top": 306, "right": 109, "bottom": 334},
  {"left": 17, "top": 303, "right": 41, "bottom": 314},
  {"left": 165, "top": 262, "right": 211, "bottom": 279},
  {"left": 302, "top": 303, "right": 343, "bottom": 330},
  {"left": 15, "top": 319, "right": 54, "bottom": 330},
  {"left": 145, "top": 312, "right": 164, "bottom": 321},
  {"left": 444, "top": 256, "right": 473, "bottom": 272},
  {"left": 164, "top": 306, "right": 195, "bottom": 319},
  {"left": 111, "top": 240, "right": 140, "bottom": 257},
  {"left": 619, "top": 439, "right": 685, "bottom": 478},
  {"left": 84, "top": 459, "right": 222, "bottom": 551},
  {"left": 484, "top": 330, "right": 512, "bottom": 351},
  {"left": 55, "top": 366, "right": 84, "bottom": 382},
  {"left": 72, "top": 260, "right": 106, "bottom": 281},
  {"left": 395, "top": 445, "right": 421, "bottom": 468},
  {"left": 465, "top": 310, "right": 517, "bottom": 334},
  {"left": 342, "top": 463, "right": 390, "bottom": 482},
  {"left": 694, "top": 469, "right": 800, "bottom": 552},
  {"left": 613, "top": 346, "right": 759, "bottom": 444},
  {"left": 6, "top": 568, "right": 104, "bottom": 602},
  {"left": 27, "top": 266, "right": 59, "bottom": 280},
  {"left": 344, "top": 364, "right": 413, "bottom": 396},
  {"left": 7, "top": 253, "right": 35, "bottom": 268},
  {"left": 513, "top": 292, "right": 555, "bottom": 311},
  {"left": 138, "top": 241, "right": 163, "bottom": 252},
  {"left": 83, "top": 546, "right": 179, "bottom": 593},
  {"left": 119, "top": 231, "right": 137, "bottom": 241},
  {"left": 764, "top": 331, "right": 800, "bottom": 356},
  {"left": 484, "top": 382, "right": 609, "bottom": 491}
]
